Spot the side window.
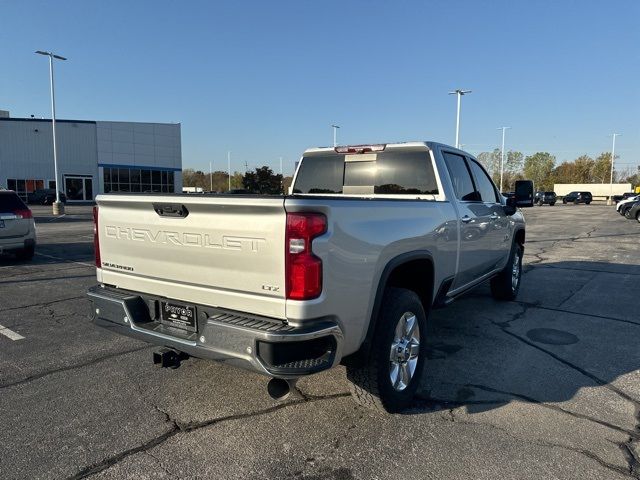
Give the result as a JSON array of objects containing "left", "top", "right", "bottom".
[
  {"left": 468, "top": 159, "right": 498, "bottom": 203},
  {"left": 443, "top": 152, "right": 478, "bottom": 201}
]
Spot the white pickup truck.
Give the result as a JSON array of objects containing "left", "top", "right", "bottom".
[{"left": 88, "top": 142, "right": 533, "bottom": 412}]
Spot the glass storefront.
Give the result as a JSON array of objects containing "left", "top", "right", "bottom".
[
  {"left": 103, "top": 167, "right": 175, "bottom": 193},
  {"left": 6, "top": 179, "right": 45, "bottom": 201}
]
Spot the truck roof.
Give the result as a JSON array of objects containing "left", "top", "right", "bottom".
[{"left": 303, "top": 141, "right": 471, "bottom": 157}]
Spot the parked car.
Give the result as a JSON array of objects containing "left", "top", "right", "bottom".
[
  {"left": 562, "top": 191, "right": 592, "bottom": 205},
  {"left": 535, "top": 191, "right": 557, "bottom": 206},
  {"left": 613, "top": 192, "right": 636, "bottom": 203},
  {"left": 617, "top": 195, "right": 639, "bottom": 215},
  {"left": 27, "top": 189, "right": 67, "bottom": 205},
  {"left": 88, "top": 141, "right": 534, "bottom": 413},
  {"left": 0, "top": 191, "right": 36, "bottom": 260},
  {"left": 624, "top": 201, "right": 640, "bottom": 223}
]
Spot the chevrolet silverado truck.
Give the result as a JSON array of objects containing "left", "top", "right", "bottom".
[{"left": 87, "top": 142, "right": 533, "bottom": 412}]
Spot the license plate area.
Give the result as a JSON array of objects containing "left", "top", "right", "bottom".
[{"left": 160, "top": 301, "right": 197, "bottom": 333}]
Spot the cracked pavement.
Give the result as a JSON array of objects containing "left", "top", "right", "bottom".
[{"left": 0, "top": 203, "right": 639, "bottom": 479}]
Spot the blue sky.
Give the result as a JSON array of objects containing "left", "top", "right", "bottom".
[{"left": 1, "top": 0, "right": 638, "bottom": 176}]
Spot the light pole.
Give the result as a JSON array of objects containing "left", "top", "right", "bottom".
[
  {"left": 448, "top": 89, "right": 471, "bottom": 148},
  {"left": 608, "top": 133, "right": 621, "bottom": 205},
  {"left": 331, "top": 124, "right": 340, "bottom": 147},
  {"left": 209, "top": 160, "right": 213, "bottom": 192},
  {"left": 279, "top": 156, "right": 283, "bottom": 194},
  {"left": 36, "top": 50, "right": 67, "bottom": 214},
  {"left": 498, "top": 126, "right": 511, "bottom": 193},
  {"left": 227, "top": 151, "right": 231, "bottom": 191}
]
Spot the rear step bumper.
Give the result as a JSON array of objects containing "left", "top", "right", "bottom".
[{"left": 87, "top": 285, "right": 343, "bottom": 378}]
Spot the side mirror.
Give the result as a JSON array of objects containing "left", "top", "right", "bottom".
[{"left": 514, "top": 180, "right": 534, "bottom": 208}]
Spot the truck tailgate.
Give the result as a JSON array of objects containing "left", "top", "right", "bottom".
[{"left": 96, "top": 194, "right": 286, "bottom": 319}]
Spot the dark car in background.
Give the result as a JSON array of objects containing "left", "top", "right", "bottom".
[
  {"left": 535, "top": 191, "right": 557, "bottom": 206},
  {"left": 562, "top": 191, "right": 592, "bottom": 205},
  {"left": 27, "top": 189, "right": 67, "bottom": 205},
  {"left": 613, "top": 192, "right": 636, "bottom": 203},
  {"left": 624, "top": 201, "right": 640, "bottom": 222},
  {"left": 618, "top": 196, "right": 639, "bottom": 216}
]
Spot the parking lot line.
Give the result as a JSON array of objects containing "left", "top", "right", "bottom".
[
  {"left": 34, "top": 252, "right": 94, "bottom": 268},
  {"left": 0, "top": 324, "right": 25, "bottom": 341}
]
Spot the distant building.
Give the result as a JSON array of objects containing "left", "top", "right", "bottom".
[{"left": 0, "top": 112, "right": 182, "bottom": 202}]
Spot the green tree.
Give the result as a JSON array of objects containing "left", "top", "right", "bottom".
[
  {"left": 523, "top": 152, "right": 556, "bottom": 191},
  {"left": 505, "top": 150, "right": 524, "bottom": 174},
  {"left": 624, "top": 166, "right": 640, "bottom": 189},
  {"left": 477, "top": 149, "right": 501, "bottom": 181},
  {"left": 591, "top": 152, "right": 613, "bottom": 184},
  {"left": 477, "top": 149, "right": 523, "bottom": 190},
  {"left": 242, "top": 166, "right": 283, "bottom": 194}
]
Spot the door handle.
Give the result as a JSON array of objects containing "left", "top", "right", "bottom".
[{"left": 461, "top": 215, "right": 472, "bottom": 223}]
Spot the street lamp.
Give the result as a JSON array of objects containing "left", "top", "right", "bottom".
[
  {"left": 36, "top": 50, "right": 67, "bottom": 214},
  {"left": 227, "top": 151, "right": 231, "bottom": 191},
  {"left": 607, "top": 133, "right": 621, "bottom": 206},
  {"left": 448, "top": 89, "right": 471, "bottom": 148},
  {"left": 498, "top": 126, "right": 511, "bottom": 193},
  {"left": 331, "top": 124, "right": 340, "bottom": 147}
]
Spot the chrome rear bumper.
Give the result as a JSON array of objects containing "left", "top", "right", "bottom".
[{"left": 87, "top": 285, "right": 343, "bottom": 378}]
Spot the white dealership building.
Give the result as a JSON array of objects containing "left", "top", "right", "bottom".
[{"left": 0, "top": 111, "right": 182, "bottom": 203}]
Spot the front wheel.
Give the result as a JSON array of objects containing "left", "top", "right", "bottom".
[
  {"left": 636, "top": 211, "right": 640, "bottom": 223},
  {"left": 346, "top": 288, "right": 428, "bottom": 413},
  {"left": 586, "top": 201, "right": 591, "bottom": 205},
  {"left": 563, "top": 199, "right": 567, "bottom": 204},
  {"left": 549, "top": 202, "right": 555, "bottom": 206},
  {"left": 491, "top": 242, "right": 523, "bottom": 301}
]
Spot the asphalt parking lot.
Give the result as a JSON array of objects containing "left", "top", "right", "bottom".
[{"left": 0, "top": 203, "right": 638, "bottom": 480}]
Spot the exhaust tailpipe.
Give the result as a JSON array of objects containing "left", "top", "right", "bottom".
[{"left": 267, "top": 378, "right": 296, "bottom": 401}]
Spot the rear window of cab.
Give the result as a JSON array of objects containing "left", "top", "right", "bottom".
[{"left": 293, "top": 150, "right": 439, "bottom": 195}]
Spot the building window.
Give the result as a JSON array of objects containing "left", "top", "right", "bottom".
[
  {"left": 7, "top": 178, "right": 45, "bottom": 201},
  {"left": 103, "top": 167, "right": 176, "bottom": 194}
]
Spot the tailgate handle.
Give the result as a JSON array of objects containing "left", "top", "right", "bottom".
[{"left": 153, "top": 203, "right": 189, "bottom": 218}]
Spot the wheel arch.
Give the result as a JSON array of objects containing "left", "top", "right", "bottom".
[{"left": 343, "top": 251, "right": 435, "bottom": 366}]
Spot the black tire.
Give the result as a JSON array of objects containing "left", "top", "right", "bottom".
[
  {"left": 490, "top": 242, "right": 523, "bottom": 301},
  {"left": 16, "top": 246, "right": 35, "bottom": 261},
  {"left": 346, "top": 287, "right": 428, "bottom": 413},
  {"left": 549, "top": 203, "right": 555, "bottom": 206},
  {"left": 636, "top": 211, "right": 640, "bottom": 224},
  {"left": 563, "top": 199, "right": 567, "bottom": 204},
  {"left": 586, "top": 201, "right": 591, "bottom": 205}
]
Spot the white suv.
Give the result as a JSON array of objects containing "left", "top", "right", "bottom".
[{"left": 0, "top": 191, "right": 36, "bottom": 260}]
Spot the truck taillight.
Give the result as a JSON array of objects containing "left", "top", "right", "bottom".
[
  {"left": 14, "top": 209, "right": 32, "bottom": 219},
  {"left": 285, "top": 212, "right": 327, "bottom": 300},
  {"left": 93, "top": 206, "right": 101, "bottom": 268}
]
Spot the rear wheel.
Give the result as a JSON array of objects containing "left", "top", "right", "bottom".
[
  {"left": 16, "top": 245, "right": 35, "bottom": 261},
  {"left": 636, "top": 211, "right": 640, "bottom": 223},
  {"left": 346, "top": 288, "right": 428, "bottom": 413},
  {"left": 586, "top": 201, "right": 591, "bottom": 205},
  {"left": 549, "top": 202, "right": 555, "bottom": 206},
  {"left": 491, "top": 242, "right": 523, "bottom": 301},
  {"left": 563, "top": 199, "right": 567, "bottom": 204}
]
